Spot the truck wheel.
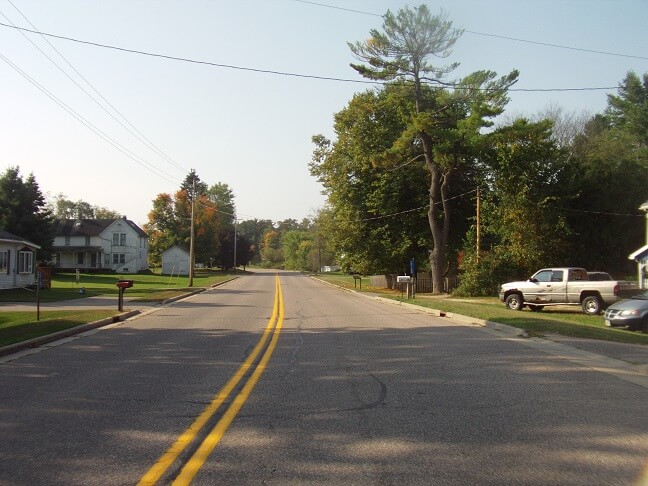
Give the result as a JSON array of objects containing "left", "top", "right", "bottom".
[
  {"left": 581, "top": 296, "right": 602, "bottom": 315},
  {"left": 506, "top": 293, "right": 524, "bottom": 311}
]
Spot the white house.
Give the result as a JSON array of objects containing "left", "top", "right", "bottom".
[
  {"left": 52, "top": 217, "right": 148, "bottom": 274},
  {"left": 161, "top": 245, "right": 190, "bottom": 275},
  {"left": 0, "top": 230, "right": 41, "bottom": 289}
]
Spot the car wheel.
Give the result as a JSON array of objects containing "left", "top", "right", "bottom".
[
  {"left": 581, "top": 296, "right": 602, "bottom": 315},
  {"left": 641, "top": 317, "right": 648, "bottom": 333},
  {"left": 506, "top": 293, "right": 524, "bottom": 311},
  {"left": 528, "top": 305, "right": 543, "bottom": 312}
]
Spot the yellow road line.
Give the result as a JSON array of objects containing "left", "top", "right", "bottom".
[
  {"left": 172, "top": 275, "right": 285, "bottom": 485},
  {"left": 138, "top": 276, "right": 282, "bottom": 486}
]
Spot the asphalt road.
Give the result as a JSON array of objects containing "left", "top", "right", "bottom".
[{"left": 0, "top": 270, "right": 647, "bottom": 485}]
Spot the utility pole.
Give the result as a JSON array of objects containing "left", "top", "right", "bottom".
[
  {"left": 233, "top": 215, "right": 237, "bottom": 271},
  {"left": 476, "top": 187, "right": 481, "bottom": 264},
  {"left": 189, "top": 176, "right": 195, "bottom": 287}
]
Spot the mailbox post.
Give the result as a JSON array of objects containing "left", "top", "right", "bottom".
[
  {"left": 397, "top": 275, "right": 412, "bottom": 299},
  {"left": 116, "top": 279, "right": 134, "bottom": 311}
]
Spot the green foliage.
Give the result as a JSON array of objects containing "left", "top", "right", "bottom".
[
  {"left": 237, "top": 219, "right": 274, "bottom": 264},
  {"left": 454, "top": 248, "right": 524, "bottom": 297},
  {"left": 566, "top": 71, "right": 648, "bottom": 274},
  {"left": 0, "top": 166, "right": 54, "bottom": 253},
  {"left": 50, "top": 194, "right": 120, "bottom": 219},
  {"left": 345, "top": 5, "right": 518, "bottom": 291},
  {"left": 310, "top": 85, "right": 431, "bottom": 274},
  {"left": 145, "top": 171, "right": 230, "bottom": 267},
  {"left": 282, "top": 230, "right": 315, "bottom": 271}
]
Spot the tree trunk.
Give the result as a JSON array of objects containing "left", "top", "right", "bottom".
[{"left": 421, "top": 133, "right": 448, "bottom": 293}]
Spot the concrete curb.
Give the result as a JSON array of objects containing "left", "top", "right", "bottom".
[
  {"left": 0, "top": 276, "right": 240, "bottom": 358},
  {"left": 0, "top": 310, "right": 140, "bottom": 357}
]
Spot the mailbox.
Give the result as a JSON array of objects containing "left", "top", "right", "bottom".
[
  {"left": 116, "top": 279, "right": 134, "bottom": 289},
  {"left": 397, "top": 275, "right": 411, "bottom": 283}
]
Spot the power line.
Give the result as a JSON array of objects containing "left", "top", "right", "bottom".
[
  {"left": 294, "top": 0, "right": 648, "bottom": 61},
  {"left": 2, "top": 5, "right": 187, "bottom": 176},
  {"left": 359, "top": 189, "right": 477, "bottom": 222},
  {"left": 565, "top": 208, "right": 644, "bottom": 218},
  {"left": 0, "top": 50, "right": 180, "bottom": 186},
  {"left": 0, "top": 21, "right": 621, "bottom": 92}
]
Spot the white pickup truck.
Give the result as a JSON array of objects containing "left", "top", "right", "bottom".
[{"left": 499, "top": 267, "right": 638, "bottom": 315}]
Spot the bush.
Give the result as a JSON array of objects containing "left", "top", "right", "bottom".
[{"left": 454, "top": 248, "right": 525, "bottom": 297}]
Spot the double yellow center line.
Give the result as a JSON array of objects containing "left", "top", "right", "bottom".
[{"left": 138, "top": 275, "right": 285, "bottom": 485}]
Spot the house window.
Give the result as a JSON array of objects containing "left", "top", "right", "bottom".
[
  {"left": 85, "top": 236, "right": 91, "bottom": 246},
  {"left": 18, "top": 250, "right": 33, "bottom": 274},
  {"left": 112, "top": 253, "right": 125, "bottom": 264},
  {"left": 65, "top": 236, "right": 70, "bottom": 246},
  {"left": 77, "top": 253, "right": 84, "bottom": 264},
  {"left": 0, "top": 250, "right": 8, "bottom": 274},
  {"left": 113, "top": 233, "right": 126, "bottom": 246}
]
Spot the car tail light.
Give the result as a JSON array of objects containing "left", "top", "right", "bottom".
[{"left": 613, "top": 284, "right": 620, "bottom": 295}]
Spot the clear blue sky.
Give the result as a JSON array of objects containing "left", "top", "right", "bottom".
[{"left": 1, "top": 0, "right": 646, "bottom": 226}]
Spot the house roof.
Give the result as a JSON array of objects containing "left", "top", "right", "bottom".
[
  {"left": 54, "top": 218, "right": 147, "bottom": 238},
  {"left": 0, "top": 230, "right": 41, "bottom": 249},
  {"left": 629, "top": 244, "right": 648, "bottom": 261},
  {"left": 162, "top": 245, "right": 189, "bottom": 256}
]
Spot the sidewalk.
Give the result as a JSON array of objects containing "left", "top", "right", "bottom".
[
  {"left": 0, "top": 295, "right": 158, "bottom": 312},
  {"left": 0, "top": 289, "right": 205, "bottom": 358}
]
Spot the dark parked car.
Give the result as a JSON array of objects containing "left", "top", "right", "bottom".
[
  {"left": 604, "top": 290, "right": 648, "bottom": 331},
  {"left": 587, "top": 271, "right": 613, "bottom": 281}
]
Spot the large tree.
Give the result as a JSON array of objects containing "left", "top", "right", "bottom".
[
  {"left": 311, "top": 85, "right": 431, "bottom": 274},
  {"left": 566, "top": 71, "right": 648, "bottom": 274},
  {"left": 456, "top": 119, "right": 572, "bottom": 295},
  {"left": 348, "top": 5, "right": 517, "bottom": 291},
  {"left": 145, "top": 171, "right": 224, "bottom": 268},
  {"left": 0, "top": 166, "right": 54, "bottom": 252}
]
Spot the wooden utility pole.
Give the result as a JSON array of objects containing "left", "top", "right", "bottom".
[
  {"left": 189, "top": 176, "right": 195, "bottom": 287},
  {"left": 476, "top": 187, "right": 481, "bottom": 264},
  {"left": 233, "top": 216, "right": 237, "bottom": 271}
]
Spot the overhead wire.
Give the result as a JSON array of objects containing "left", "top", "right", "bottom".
[
  {"left": 4, "top": 1, "right": 187, "bottom": 175},
  {"left": 0, "top": 21, "right": 625, "bottom": 92},
  {"left": 293, "top": 0, "right": 648, "bottom": 61},
  {"left": 0, "top": 50, "right": 179, "bottom": 185},
  {"left": 358, "top": 189, "right": 477, "bottom": 222}
]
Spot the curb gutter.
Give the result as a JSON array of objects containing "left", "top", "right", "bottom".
[
  {"left": 0, "top": 310, "right": 140, "bottom": 358},
  {"left": 0, "top": 276, "right": 240, "bottom": 358}
]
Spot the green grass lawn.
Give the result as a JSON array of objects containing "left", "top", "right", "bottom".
[
  {"left": 0, "top": 310, "right": 119, "bottom": 347},
  {"left": 0, "top": 270, "right": 237, "bottom": 303},
  {"left": 314, "top": 273, "right": 648, "bottom": 346},
  {"left": 0, "top": 270, "right": 237, "bottom": 348}
]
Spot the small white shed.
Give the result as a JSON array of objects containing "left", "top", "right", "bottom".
[{"left": 161, "top": 246, "right": 189, "bottom": 276}]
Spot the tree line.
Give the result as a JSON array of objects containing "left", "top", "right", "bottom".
[
  {"left": 309, "top": 5, "right": 648, "bottom": 295},
  {"left": 0, "top": 165, "right": 332, "bottom": 273}
]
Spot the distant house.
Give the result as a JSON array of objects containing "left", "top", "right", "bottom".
[
  {"left": 52, "top": 217, "right": 148, "bottom": 274},
  {"left": 0, "top": 230, "right": 41, "bottom": 289},
  {"left": 161, "top": 246, "right": 189, "bottom": 275}
]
